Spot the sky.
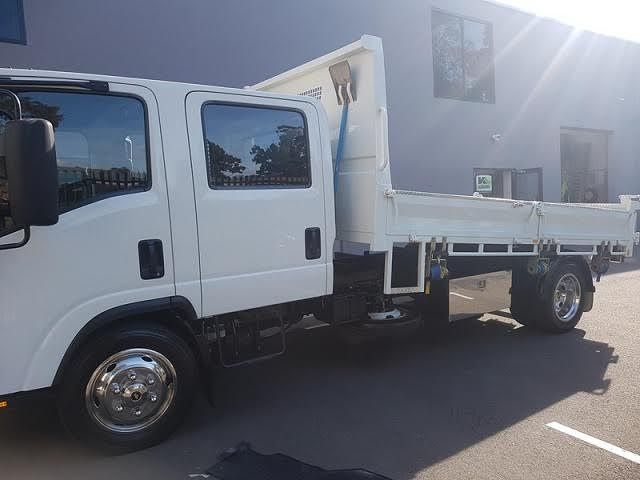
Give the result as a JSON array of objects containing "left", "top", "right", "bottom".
[{"left": 495, "top": 1, "right": 640, "bottom": 43}]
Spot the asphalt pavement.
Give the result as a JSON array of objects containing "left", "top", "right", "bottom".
[{"left": 1, "top": 262, "right": 639, "bottom": 479}]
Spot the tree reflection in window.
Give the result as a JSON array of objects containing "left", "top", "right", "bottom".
[
  {"left": 203, "top": 104, "right": 310, "bottom": 188},
  {"left": 208, "top": 142, "right": 246, "bottom": 182},
  {"left": 432, "top": 9, "right": 495, "bottom": 103}
]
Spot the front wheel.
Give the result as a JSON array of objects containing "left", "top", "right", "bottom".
[{"left": 57, "top": 323, "right": 197, "bottom": 452}]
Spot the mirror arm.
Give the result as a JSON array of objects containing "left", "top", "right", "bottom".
[
  {"left": 0, "top": 88, "right": 22, "bottom": 119},
  {"left": 0, "top": 226, "right": 31, "bottom": 251}
]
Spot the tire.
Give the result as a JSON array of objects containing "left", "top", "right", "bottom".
[
  {"left": 511, "top": 261, "right": 588, "bottom": 332},
  {"left": 56, "top": 323, "right": 197, "bottom": 452},
  {"left": 510, "top": 262, "right": 541, "bottom": 327},
  {"left": 535, "top": 262, "right": 587, "bottom": 333},
  {"left": 510, "top": 296, "right": 538, "bottom": 327}
]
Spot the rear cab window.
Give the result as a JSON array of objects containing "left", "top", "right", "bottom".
[{"left": 201, "top": 103, "right": 311, "bottom": 189}]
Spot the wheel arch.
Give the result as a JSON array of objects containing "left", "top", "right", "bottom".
[
  {"left": 53, "top": 296, "right": 209, "bottom": 387},
  {"left": 511, "top": 255, "right": 595, "bottom": 322}
]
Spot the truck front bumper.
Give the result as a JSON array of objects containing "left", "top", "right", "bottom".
[{"left": 0, "top": 387, "right": 54, "bottom": 411}]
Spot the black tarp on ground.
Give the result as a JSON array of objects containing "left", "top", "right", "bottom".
[{"left": 207, "top": 443, "right": 392, "bottom": 480}]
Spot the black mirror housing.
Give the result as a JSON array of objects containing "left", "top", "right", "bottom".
[{"left": 5, "top": 118, "right": 59, "bottom": 227}]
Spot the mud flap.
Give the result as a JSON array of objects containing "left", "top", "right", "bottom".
[{"left": 583, "top": 289, "right": 594, "bottom": 313}]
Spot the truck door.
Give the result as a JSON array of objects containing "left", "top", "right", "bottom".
[
  {"left": 185, "top": 92, "right": 329, "bottom": 316},
  {"left": 0, "top": 82, "right": 174, "bottom": 393}
]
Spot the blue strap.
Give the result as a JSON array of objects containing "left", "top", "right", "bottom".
[{"left": 334, "top": 102, "right": 349, "bottom": 192}]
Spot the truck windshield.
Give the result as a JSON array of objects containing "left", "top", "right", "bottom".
[{"left": 0, "top": 90, "right": 149, "bottom": 238}]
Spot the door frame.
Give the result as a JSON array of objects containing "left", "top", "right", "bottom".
[
  {"left": 511, "top": 167, "right": 543, "bottom": 201},
  {"left": 560, "top": 127, "right": 611, "bottom": 203},
  {"left": 473, "top": 168, "right": 504, "bottom": 198},
  {"left": 184, "top": 89, "right": 331, "bottom": 316}
]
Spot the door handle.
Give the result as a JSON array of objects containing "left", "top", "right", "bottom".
[
  {"left": 305, "top": 227, "right": 321, "bottom": 260},
  {"left": 138, "top": 239, "right": 164, "bottom": 279}
]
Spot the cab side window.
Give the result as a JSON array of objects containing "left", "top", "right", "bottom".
[
  {"left": 0, "top": 91, "right": 149, "bottom": 236},
  {"left": 202, "top": 103, "right": 310, "bottom": 189}
]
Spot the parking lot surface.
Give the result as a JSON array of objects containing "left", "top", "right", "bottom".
[{"left": 1, "top": 263, "right": 639, "bottom": 480}]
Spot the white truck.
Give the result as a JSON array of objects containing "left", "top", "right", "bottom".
[{"left": 0, "top": 35, "right": 638, "bottom": 451}]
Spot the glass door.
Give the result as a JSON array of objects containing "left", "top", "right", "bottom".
[{"left": 512, "top": 168, "right": 543, "bottom": 201}]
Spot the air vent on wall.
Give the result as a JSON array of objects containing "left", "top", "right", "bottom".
[{"left": 298, "top": 86, "right": 322, "bottom": 101}]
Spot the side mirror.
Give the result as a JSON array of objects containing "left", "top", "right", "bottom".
[{"left": 5, "top": 118, "right": 59, "bottom": 227}]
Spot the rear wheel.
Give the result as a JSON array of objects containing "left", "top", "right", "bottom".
[
  {"left": 511, "top": 261, "right": 588, "bottom": 333},
  {"left": 57, "top": 323, "right": 197, "bottom": 452},
  {"left": 536, "top": 263, "right": 586, "bottom": 332}
]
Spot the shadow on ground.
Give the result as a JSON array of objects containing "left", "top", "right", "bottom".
[
  {"left": 207, "top": 316, "right": 616, "bottom": 478},
  {"left": 0, "top": 316, "right": 617, "bottom": 479}
]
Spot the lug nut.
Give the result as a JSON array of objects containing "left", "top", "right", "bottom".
[
  {"left": 134, "top": 408, "right": 142, "bottom": 417},
  {"left": 149, "top": 393, "right": 157, "bottom": 403},
  {"left": 147, "top": 375, "right": 155, "bottom": 385},
  {"left": 110, "top": 383, "right": 121, "bottom": 394},
  {"left": 128, "top": 371, "right": 136, "bottom": 381},
  {"left": 114, "top": 403, "right": 124, "bottom": 413}
]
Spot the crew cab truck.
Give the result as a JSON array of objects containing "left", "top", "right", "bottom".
[{"left": 1, "top": 36, "right": 638, "bottom": 451}]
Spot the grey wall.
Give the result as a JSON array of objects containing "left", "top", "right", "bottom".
[{"left": 2, "top": 0, "right": 639, "bottom": 201}]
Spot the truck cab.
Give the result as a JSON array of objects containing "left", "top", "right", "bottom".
[{"left": 0, "top": 73, "right": 335, "bottom": 450}]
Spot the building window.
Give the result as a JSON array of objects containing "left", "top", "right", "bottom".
[
  {"left": 0, "top": 91, "right": 149, "bottom": 235},
  {"left": 202, "top": 103, "right": 311, "bottom": 189},
  {"left": 0, "top": 0, "right": 26, "bottom": 44},
  {"left": 431, "top": 9, "right": 495, "bottom": 103}
]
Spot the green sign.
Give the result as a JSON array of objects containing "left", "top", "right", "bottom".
[{"left": 475, "top": 174, "right": 493, "bottom": 193}]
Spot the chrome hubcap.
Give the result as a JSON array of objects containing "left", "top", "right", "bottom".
[
  {"left": 85, "top": 348, "right": 176, "bottom": 433},
  {"left": 553, "top": 273, "right": 582, "bottom": 321}
]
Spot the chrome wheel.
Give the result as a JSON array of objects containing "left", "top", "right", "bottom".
[
  {"left": 553, "top": 273, "right": 581, "bottom": 321},
  {"left": 85, "top": 348, "right": 177, "bottom": 433}
]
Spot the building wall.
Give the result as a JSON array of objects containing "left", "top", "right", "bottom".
[{"left": 2, "top": 0, "right": 639, "bottom": 201}]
